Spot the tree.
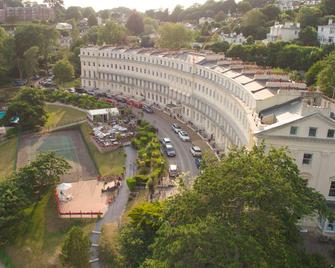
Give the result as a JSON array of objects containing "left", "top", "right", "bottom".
[
  {"left": 66, "top": 6, "right": 82, "bottom": 21},
  {"left": 87, "top": 14, "right": 98, "bottom": 27},
  {"left": 99, "top": 9, "right": 110, "bottom": 20},
  {"left": 82, "top": 6, "right": 95, "bottom": 18},
  {"left": 22, "top": 46, "right": 40, "bottom": 82},
  {"left": 98, "top": 21, "right": 127, "bottom": 45},
  {"left": 306, "top": 60, "right": 326, "bottom": 86},
  {"left": 141, "top": 145, "right": 331, "bottom": 267},
  {"left": 0, "top": 180, "right": 27, "bottom": 246},
  {"left": 3, "top": 87, "right": 47, "bottom": 130},
  {"left": 298, "top": 7, "right": 322, "bottom": 28},
  {"left": 60, "top": 226, "right": 91, "bottom": 268},
  {"left": 15, "top": 152, "right": 70, "bottom": 199},
  {"left": 317, "top": 52, "right": 335, "bottom": 97},
  {"left": 208, "top": 41, "right": 230, "bottom": 53},
  {"left": 120, "top": 202, "right": 163, "bottom": 267},
  {"left": 240, "top": 9, "right": 268, "bottom": 40},
  {"left": 157, "top": 23, "right": 194, "bottom": 49},
  {"left": 237, "top": 0, "right": 252, "bottom": 14},
  {"left": 43, "top": 0, "right": 64, "bottom": 8},
  {"left": 53, "top": 58, "right": 75, "bottom": 84},
  {"left": 320, "top": 0, "right": 335, "bottom": 15},
  {"left": 298, "top": 26, "right": 319, "bottom": 46},
  {"left": 126, "top": 11, "right": 145, "bottom": 35},
  {"left": 261, "top": 4, "right": 281, "bottom": 21}
]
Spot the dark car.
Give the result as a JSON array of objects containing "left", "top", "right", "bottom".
[
  {"left": 171, "top": 123, "right": 181, "bottom": 133},
  {"left": 164, "top": 144, "right": 176, "bottom": 157},
  {"left": 12, "top": 79, "right": 27, "bottom": 87},
  {"left": 142, "top": 105, "right": 153, "bottom": 113}
]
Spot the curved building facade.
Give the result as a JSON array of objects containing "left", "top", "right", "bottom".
[{"left": 80, "top": 46, "right": 335, "bottom": 202}]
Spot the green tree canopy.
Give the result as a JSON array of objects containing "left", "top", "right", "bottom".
[
  {"left": 87, "top": 14, "right": 98, "bottom": 27},
  {"left": 298, "top": 26, "right": 319, "bottom": 46},
  {"left": 3, "top": 87, "right": 47, "bottom": 130},
  {"left": 53, "top": 58, "right": 75, "bottom": 84},
  {"left": 240, "top": 9, "right": 268, "bottom": 40},
  {"left": 298, "top": 7, "right": 322, "bottom": 28},
  {"left": 139, "top": 145, "right": 331, "bottom": 267},
  {"left": 156, "top": 23, "right": 194, "bottom": 49},
  {"left": 126, "top": 11, "right": 145, "bottom": 35},
  {"left": 60, "top": 226, "right": 91, "bottom": 268},
  {"left": 22, "top": 46, "right": 40, "bottom": 82},
  {"left": 306, "top": 60, "right": 326, "bottom": 86},
  {"left": 317, "top": 51, "right": 335, "bottom": 97},
  {"left": 320, "top": 0, "right": 335, "bottom": 15},
  {"left": 66, "top": 6, "right": 82, "bottom": 21},
  {"left": 98, "top": 21, "right": 127, "bottom": 45}
]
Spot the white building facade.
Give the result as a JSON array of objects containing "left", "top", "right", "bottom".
[
  {"left": 267, "top": 22, "right": 300, "bottom": 42},
  {"left": 318, "top": 19, "right": 335, "bottom": 45},
  {"left": 220, "top": 32, "right": 246, "bottom": 45},
  {"left": 80, "top": 46, "right": 335, "bottom": 204}
]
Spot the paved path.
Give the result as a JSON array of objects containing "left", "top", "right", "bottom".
[{"left": 90, "top": 146, "right": 137, "bottom": 268}]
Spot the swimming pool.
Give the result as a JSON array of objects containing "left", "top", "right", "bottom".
[{"left": 0, "top": 111, "right": 6, "bottom": 120}]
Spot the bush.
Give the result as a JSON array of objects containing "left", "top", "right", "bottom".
[
  {"left": 134, "top": 175, "right": 149, "bottom": 185},
  {"left": 126, "top": 177, "right": 137, "bottom": 192}
]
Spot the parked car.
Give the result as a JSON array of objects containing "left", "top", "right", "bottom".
[
  {"left": 12, "top": 79, "right": 27, "bottom": 87},
  {"left": 32, "top": 74, "right": 40, "bottom": 80},
  {"left": 195, "top": 157, "right": 202, "bottom": 169},
  {"left": 164, "top": 144, "right": 176, "bottom": 157},
  {"left": 142, "top": 105, "right": 153, "bottom": 113},
  {"left": 178, "top": 130, "right": 190, "bottom": 142},
  {"left": 169, "top": 164, "right": 178, "bottom": 178},
  {"left": 171, "top": 123, "right": 181, "bottom": 133},
  {"left": 160, "top": 137, "right": 171, "bottom": 146},
  {"left": 190, "top": 145, "right": 202, "bottom": 157},
  {"left": 68, "top": 87, "right": 76, "bottom": 93}
]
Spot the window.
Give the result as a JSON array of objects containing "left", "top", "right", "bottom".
[
  {"left": 302, "top": 153, "right": 312, "bottom": 165},
  {"left": 290, "top": 126, "right": 298, "bottom": 135},
  {"left": 329, "top": 181, "right": 335, "bottom": 196},
  {"left": 308, "top": 127, "right": 317, "bottom": 137},
  {"left": 327, "top": 129, "right": 335, "bottom": 138}
]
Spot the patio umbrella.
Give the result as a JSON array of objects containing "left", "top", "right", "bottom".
[{"left": 57, "top": 183, "right": 72, "bottom": 192}]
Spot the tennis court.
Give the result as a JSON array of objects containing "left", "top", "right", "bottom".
[{"left": 17, "top": 130, "right": 98, "bottom": 182}]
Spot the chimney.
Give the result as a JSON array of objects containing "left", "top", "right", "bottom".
[{"left": 329, "top": 18, "right": 333, "bottom": 25}]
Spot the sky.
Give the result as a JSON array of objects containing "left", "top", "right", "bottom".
[{"left": 43, "top": 0, "right": 208, "bottom": 12}]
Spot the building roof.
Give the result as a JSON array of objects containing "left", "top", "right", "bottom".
[{"left": 88, "top": 108, "right": 119, "bottom": 116}]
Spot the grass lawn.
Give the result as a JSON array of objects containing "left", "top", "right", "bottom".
[
  {"left": 45, "top": 103, "right": 86, "bottom": 130},
  {"left": 80, "top": 122, "right": 126, "bottom": 177},
  {"left": 0, "top": 137, "right": 18, "bottom": 181},
  {"left": 6, "top": 190, "right": 94, "bottom": 268}
]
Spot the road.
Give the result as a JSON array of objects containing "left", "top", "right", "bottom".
[{"left": 140, "top": 110, "right": 199, "bottom": 181}]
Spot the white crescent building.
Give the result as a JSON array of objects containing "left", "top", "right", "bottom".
[{"left": 80, "top": 46, "right": 335, "bottom": 204}]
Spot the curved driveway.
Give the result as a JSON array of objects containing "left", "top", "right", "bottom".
[{"left": 139, "top": 110, "right": 199, "bottom": 181}]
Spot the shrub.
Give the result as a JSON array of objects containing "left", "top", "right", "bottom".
[{"left": 126, "top": 177, "right": 136, "bottom": 192}]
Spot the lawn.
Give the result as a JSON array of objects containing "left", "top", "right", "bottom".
[
  {"left": 45, "top": 103, "right": 86, "bottom": 130},
  {"left": 80, "top": 122, "right": 126, "bottom": 177},
  {"left": 6, "top": 190, "right": 94, "bottom": 268},
  {"left": 0, "top": 137, "right": 18, "bottom": 181}
]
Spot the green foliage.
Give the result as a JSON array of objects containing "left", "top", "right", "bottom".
[
  {"left": 118, "top": 145, "right": 332, "bottom": 267},
  {"left": 53, "top": 58, "right": 75, "bottom": 84},
  {"left": 240, "top": 9, "right": 268, "bottom": 40},
  {"left": 157, "top": 23, "right": 194, "bottom": 49},
  {"left": 4, "top": 87, "right": 47, "bottom": 130},
  {"left": 298, "top": 7, "right": 322, "bottom": 28},
  {"left": 227, "top": 42, "right": 324, "bottom": 71},
  {"left": 98, "top": 21, "right": 127, "bottom": 45},
  {"left": 208, "top": 41, "right": 230, "bottom": 53},
  {"left": 298, "top": 26, "right": 319, "bottom": 46},
  {"left": 60, "top": 226, "right": 91, "bottom": 268},
  {"left": 317, "top": 51, "right": 335, "bottom": 97},
  {"left": 23, "top": 46, "right": 40, "bottom": 81},
  {"left": 320, "top": 0, "right": 335, "bottom": 15},
  {"left": 65, "top": 6, "right": 82, "bottom": 21},
  {"left": 120, "top": 202, "right": 163, "bottom": 267},
  {"left": 0, "top": 152, "right": 70, "bottom": 246},
  {"left": 15, "top": 152, "right": 71, "bottom": 200},
  {"left": 126, "top": 11, "right": 145, "bottom": 35},
  {"left": 87, "top": 14, "right": 98, "bottom": 27},
  {"left": 44, "top": 88, "right": 112, "bottom": 109},
  {"left": 306, "top": 60, "right": 326, "bottom": 86},
  {"left": 126, "top": 177, "right": 137, "bottom": 192}
]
